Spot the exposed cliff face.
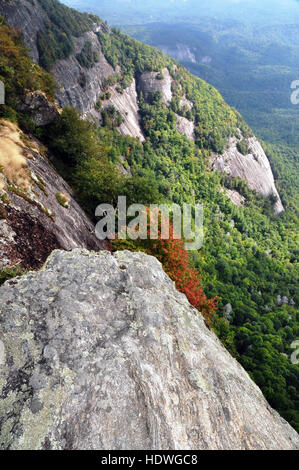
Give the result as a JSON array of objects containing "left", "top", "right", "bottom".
[
  {"left": 0, "top": 121, "right": 102, "bottom": 270},
  {"left": 180, "top": 96, "right": 193, "bottom": 111},
  {"left": 100, "top": 79, "right": 145, "bottom": 142},
  {"left": 138, "top": 68, "right": 173, "bottom": 105},
  {"left": 0, "top": 0, "right": 47, "bottom": 63},
  {"left": 160, "top": 44, "right": 197, "bottom": 64},
  {"left": 53, "top": 40, "right": 145, "bottom": 140},
  {"left": 0, "top": 249, "right": 298, "bottom": 450},
  {"left": 47, "top": 33, "right": 147, "bottom": 141},
  {"left": 211, "top": 136, "right": 284, "bottom": 215},
  {"left": 175, "top": 114, "right": 195, "bottom": 141},
  {"left": 53, "top": 30, "right": 114, "bottom": 114}
]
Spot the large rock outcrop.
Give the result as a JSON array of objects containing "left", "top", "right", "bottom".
[
  {"left": 138, "top": 68, "right": 173, "bottom": 105},
  {"left": 0, "top": 249, "right": 298, "bottom": 450},
  {"left": 175, "top": 114, "right": 195, "bottom": 140},
  {"left": 100, "top": 79, "right": 145, "bottom": 142},
  {"left": 53, "top": 30, "right": 114, "bottom": 114},
  {"left": 211, "top": 136, "right": 284, "bottom": 215}
]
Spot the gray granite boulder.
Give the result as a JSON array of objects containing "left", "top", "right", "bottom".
[{"left": 0, "top": 249, "right": 298, "bottom": 450}]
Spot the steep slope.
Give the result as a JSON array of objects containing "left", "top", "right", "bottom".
[
  {"left": 0, "top": 249, "right": 298, "bottom": 450},
  {"left": 0, "top": 121, "right": 102, "bottom": 271},
  {"left": 0, "top": 0, "right": 283, "bottom": 212}
]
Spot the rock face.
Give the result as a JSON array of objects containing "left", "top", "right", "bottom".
[
  {"left": 180, "top": 96, "right": 193, "bottom": 111},
  {"left": 175, "top": 114, "right": 195, "bottom": 140},
  {"left": 211, "top": 136, "right": 284, "bottom": 215},
  {"left": 0, "top": 122, "right": 102, "bottom": 270},
  {"left": 53, "top": 31, "right": 114, "bottom": 115},
  {"left": 0, "top": 0, "right": 47, "bottom": 63},
  {"left": 19, "top": 91, "right": 60, "bottom": 126},
  {"left": 138, "top": 68, "right": 172, "bottom": 105},
  {"left": 0, "top": 249, "right": 298, "bottom": 450},
  {"left": 100, "top": 79, "right": 145, "bottom": 142},
  {"left": 51, "top": 33, "right": 145, "bottom": 141},
  {"left": 159, "top": 44, "right": 197, "bottom": 64},
  {"left": 222, "top": 188, "right": 246, "bottom": 207}
]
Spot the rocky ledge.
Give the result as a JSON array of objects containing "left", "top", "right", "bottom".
[{"left": 0, "top": 249, "right": 298, "bottom": 450}]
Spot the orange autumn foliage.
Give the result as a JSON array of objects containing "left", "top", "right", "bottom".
[{"left": 112, "top": 207, "right": 217, "bottom": 322}]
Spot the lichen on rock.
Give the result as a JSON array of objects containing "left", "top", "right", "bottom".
[{"left": 0, "top": 249, "right": 298, "bottom": 450}]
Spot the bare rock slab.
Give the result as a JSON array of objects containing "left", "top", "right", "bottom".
[{"left": 211, "top": 136, "right": 284, "bottom": 215}]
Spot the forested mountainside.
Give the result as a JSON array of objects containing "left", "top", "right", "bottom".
[
  {"left": 0, "top": 0, "right": 298, "bottom": 433},
  {"left": 122, "top": 20, "right": 299, "bottom": 144},
  {"left": 119, "top": 20, "right": 299, "bottom": 212}
]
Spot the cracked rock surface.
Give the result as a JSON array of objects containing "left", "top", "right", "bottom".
[{"left": 0, "top": 249, "right": 298, "bottom": 450}]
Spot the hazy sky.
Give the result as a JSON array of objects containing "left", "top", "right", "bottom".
[{"left": 62, "top": 0, "right": 299, "bottom": 25}]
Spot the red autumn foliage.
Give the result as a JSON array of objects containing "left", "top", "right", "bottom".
[{"left": 111, "top": 207, "right": 217, "bottom": 322}]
